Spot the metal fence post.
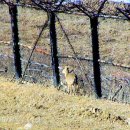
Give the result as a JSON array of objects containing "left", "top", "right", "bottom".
[
  {"left": 49, "top": 11, "right": 60, "bottom": 87},
  {"left": 90, "top": 17, "right": 102, "bottom": 98},
  {"left": 9, "top": 4, "right": 22, "bottom": 79}
]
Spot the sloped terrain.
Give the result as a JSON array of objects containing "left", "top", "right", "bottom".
[
  {"left": 0, "top": 77, "right": 130, "bottom": 130},
  {"left": 0, "top": 3, "right": 130, "bottom": 130}
]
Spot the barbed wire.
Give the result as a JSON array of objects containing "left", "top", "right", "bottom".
[
  {"left": 1, "top": 1, "right": 130, "bottom": 20},
  {"left": 19, "top": 15, "right": 49, "bottom": 83},
  {"left": 56, "top": 14, "right": 93, "bottom": 87}
]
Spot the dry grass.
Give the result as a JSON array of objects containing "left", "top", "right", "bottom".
[
  {"left": 0, "top": 7, "right": 129, "bottom": 66},
  {"left": 0, "top": 77, "right": 130, "bottom": 130},
  {"left": 0, "top": 4, "right": 129, "bottom": 66},
  {"left": 0, "top": 4, "right": 130, "bottom": 129}
]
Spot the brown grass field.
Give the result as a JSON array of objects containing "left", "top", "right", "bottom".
[
  {"left": 0, "top": 77, "right": 130, "bottom": 130},
  {"left": 0, "top": 3, "right": 130, "bottom": 130},
  {"left": 0, "top": 4, "right": 130, "bottom": 65}
]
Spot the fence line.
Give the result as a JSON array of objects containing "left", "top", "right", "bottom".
[
  {"left": 1, "top": 1, "right": 130, "bottom": 102},
  {"left": 0, "top": 53, "right": 51, "bottom": 68},
  {"left": 58, "top": 55, "right": 130, "bottom": 69},
  {"left": 1, "top": 2, "right": 129, "bottom": 20},
  {"left": 0, "top": 52, "right": 130, "bottom": 70},
  {"left": 0, "top": 52, "right": 129, "bottom": 81}
]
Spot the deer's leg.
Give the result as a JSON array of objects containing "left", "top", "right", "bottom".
[
  {"left": 67, "top": 85, "right": 70, "bottom": 94},
  {"left": 69, "top": 85, "right": 72, "bottom": 95},
  {"left": 72, "top": 85, "right": 75, "bottom": 95}
]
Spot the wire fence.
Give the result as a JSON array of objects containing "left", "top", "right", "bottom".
[{"left": 0, "top": 2, "right": 130, "bottom": 103}]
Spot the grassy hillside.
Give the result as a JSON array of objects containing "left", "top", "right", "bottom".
[{"left": 0, "top": 77, "right": 130, "bottom": 130}]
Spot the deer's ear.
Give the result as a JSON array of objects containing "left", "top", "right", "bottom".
[{"left": 67, "top": 67, "right": 69, "bottom": 71}]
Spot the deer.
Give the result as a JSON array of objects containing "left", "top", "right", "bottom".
[{"left": 62, "top": 66, "right": 78, "bottom": 94}]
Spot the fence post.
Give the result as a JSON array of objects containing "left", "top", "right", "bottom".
[
  {"left": 49, "top": 11, "right": 60, "bottom": 87},
  {"left": 90, "top": 17, "right": 102, "bottom": 98},
  {"left": 9, "top": 4, "right": 22, "bottom": 79}
]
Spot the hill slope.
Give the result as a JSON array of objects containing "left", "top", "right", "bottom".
[{"left": 0, "top": 77, "right": 130, "bottom": 130}]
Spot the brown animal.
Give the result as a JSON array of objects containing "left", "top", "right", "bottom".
[{"left": 62, "top": 66, "right": 78, "bottom": 94}]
